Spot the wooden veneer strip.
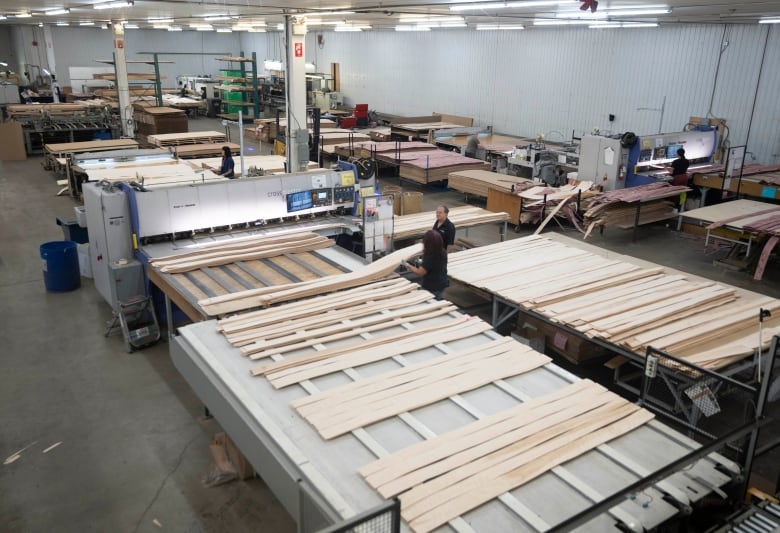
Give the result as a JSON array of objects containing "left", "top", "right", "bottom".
[
  {"left": 224, "top": 292, "right": 435, "bottom": 345},
  {"left": 405, "top": 407, "right": 654, "bottom": 532},
  {"left": 241, "top": 304, "right": 457, "bottom": 358},
  {"left": 257, "top": 319, "right": 493, "bottom": 385},
  {"left": 254, "top": 315, "right": 471, "bottom": 373}
]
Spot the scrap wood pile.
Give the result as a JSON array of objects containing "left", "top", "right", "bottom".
[
  {"left": 582, "top": 182, "right": 689, "bottom": 238},
  {"left": 392, "top": 206, "right": 509, "bottom": 241},
  {"left": 399, "top": 152, "right": 489, "bottom": 184},
  {"left": 447, "top": 169, "right": 534, "bottom": 198},
  {"left": 212, "top": 276, "right": 658, "bottom": 532},
  {"left": 737, "top": 211, "right": 780, "bottom": 281},
  {"left": 198, "top": 243, "right": 423, "bottom": 316},
  {"left": 517, "top": 181, "right": 595, "bottom": 228},
  {"left": 448, "top": 235, "right": 780, "bottom": 370},
  {"left": 148, "top": 232, "right": 335, "bottom": 274}
]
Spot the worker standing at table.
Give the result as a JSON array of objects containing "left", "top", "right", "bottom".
[
  {"left": 213, "top": 145, "right": 236, "bottom": 178},
  {"left": 669, "top": 148, "right": 690, "bottom": 186},
  {"left": 404, "top": 230, "right": 448, "bottom": 300},
  {"left": 464, "top": 134, "right": 480, "bottom": 159},
  {"left": 433, "top": 205, "right": 456, "bottom": 253}
]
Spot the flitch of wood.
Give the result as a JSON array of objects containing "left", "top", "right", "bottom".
[
  {"left": 447, "top": 235, "right": 780, "bottom": 370},
  {"left": 392, "top": 206, "right": 508, "bottom": 241}
]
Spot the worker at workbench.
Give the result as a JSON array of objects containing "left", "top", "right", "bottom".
[
  {"left": 669, "top": 148, "right": 690, "bottom": 186},
  {"left": 464, "top": 134, "right": 480, "bottom": 159},
  {"left": 433, "top": 205, "right": 456, "bottom": 252},
  {"left": 403, "top": 230, "right": 448, "bottom": 300},
  {"left": 213, "top": 146, "right": 236, "bottom": 178}
]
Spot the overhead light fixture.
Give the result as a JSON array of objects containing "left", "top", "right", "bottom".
[
  {"left": 56, "top": 22, "right": 69, "bottom": 26},
  {"left": 533, "top": 19, "right": 592, "bottom": 25},
  {"left": 38, "top": 22, "right": 44, "bottom": 27},
  {"left": 556, "top": 5, "right": 671, "bottom": 18},
  {"left": 395, "top": 25, "right": 431, "bottom": 31},
  {"left": 589, "top": 21, "right": 658, "bottom": 28},
  {"left": 476, "top": 23, "right": 525, "bottom": 30},
  {"left": 195, "top": 26, "right": 212, "bottom": 31},
  {"left": 301, "top": 11, "right": 355, "bottom": 16},
  {"left": 758, "top": 17, "right": 780, "bottom": 24},
  {"left": 123, "top": 23, "right": 138, "bottom": 28},
  {"left": 15, "top": 13, "right": 32, "bottom": 18},
  {"left": 204, "top": 16, "right": 230, "bottom": 21},
  {"left": 152, "top": 24, "right": 170, "bottom": 29},
  {"left": 80, "top": 21, "right": 95, "bottom": 26},
  {"left": 275, "top": 23, "right": 284, "bottom": 30},
  {"left": 216, "top": 28, "right": 233, "bottom": 32},
  {"left": 334, "top": 26, "right": 364, "bottom": 31},
  {"left": 451, "top": 1, "right": 567, "bottom": 11},
  {"left": 246, "top": 28, "right": 266, "bottom": 32},
  {"left": 94, "top": 1, "right": 133, "bottom": 10},
  {"left": 148, "top": 17, "right": 173, "bottom": 23},
  {"left": 167, "top": 26, "right": 182, "bottom": 31},
  {"left": 399, "top": 15, "right": 465, "bottom": 23},
  {"left": 0, "top": 16, "right": 6, "bottom": 20},
  {"left": 45, "top": 8, "right": 70, "bottom": 15}
]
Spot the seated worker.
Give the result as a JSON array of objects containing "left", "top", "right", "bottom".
[
  {"left": 669, "top": 148, "right": 690, "bottom": 186},
  {"left": 213, "top": 146, "right": 236, "bottom": 178}
]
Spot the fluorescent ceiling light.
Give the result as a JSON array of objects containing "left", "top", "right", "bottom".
[
  {"left": 589, "top": 22, "right": 658, "bottom": 28},
  {"left": 94, "top": 1, "right": 133, "bottom": 10},
  {"left": 275, "top": 23, "right": 284, "bottom": 30},
  {"left": 246, "top": 28, "right": 266, "bottom": 32},
  {"left": 0, "top": 16, "right": 6, "bottom": 20},
  {"left": 476, "top": 23, "right": 525, "bottom": 30},
  {"left": 148, "top": 17, "right": 173, "bottom": 23},
  {"left": 556, "top": 5, "right": 670, "bottom": 18},
  {"left": 204, "top": 16, "right": 230, "bottom": 21},
  {"left": 152, "top": 24, "right": 170, "bottom": 29},
  {"left": 15, "top": 13, "right": 32, "bottom": 18},
  {"left": 534, "top": 19, "right": 592, "bottom": 25},
  {"left": 302, "top": 11, "right": 355, "bottom": 16},
  {"left": 216, "top": 28, "right": 233, "bottom": 32},
  {"left": 395, "top": 25, "right": 431, "bottom": 31},
  {"left": 0, "top": 62, "right": 7, "bottom": 66},
  {"left": 45, "top": 8, "right": 70, "bottom": 15},
  {"left": 758, "top": 17, "right": 780, "bottom": 24},
  {"left": 195, "top": 26, "right": 212, "bottom": 31},
  {"left": 451, "top": 1, "right": 567, "bottom": 11},
  {"left": 334, "top": 26, "right": 364, "bottom": 31},
  {"left": 79, "top": 21, "right": 95, "bottom": 25},
  {"left": 167, "top": 26, "right": 182, "bottom": 31},
  {"left": 56, "top": 22, "right": 69, "bottom": 26},
  {"left": 123, "top": 23, "right": 138, "bottom": 28},
  {"left": 399, "top": 15, "right": 464, "bottom": 23}
]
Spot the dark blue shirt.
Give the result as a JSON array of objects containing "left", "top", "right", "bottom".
[{"left": 219, "top": 154, "right": 235, "bottom": 178}]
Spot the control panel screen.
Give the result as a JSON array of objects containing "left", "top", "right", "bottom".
[
  {"left": 286, "top": 190, "right": 313, "bottom": 212},
  {"left": 666, "top": 144, "right": 683, "bottom": 159}
]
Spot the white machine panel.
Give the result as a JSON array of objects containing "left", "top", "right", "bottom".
[
  {"left": 168, "top": 187, "right": 202, "bottom": 234},
  {"left": 250, "top": 176, "right": 287, "bottom": 220}
]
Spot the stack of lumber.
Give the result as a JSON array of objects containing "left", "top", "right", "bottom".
[
  {"left": 5, "top": 103, "right": 100, "bottom": 117},
  {"left": 146, "top": 131, "right": 226, "bottom": 147},
  {"left": 182, "top": 154, "right": 318, "bottom": 175},
  {"left": 133, "top": 106, "right": 188, "bottom": 138},
  {"left": 447, "top": 169, "right": 534, "bottom": 198},
  {"left": 399, "top": 152, "right": 489, "bottom": 184},
  {"left": 162, "top": 94, "right": 205, "bottom": 111},
  {"left": 447, "top": 235, "right": 780, "bottom": 370},
  {"left": 173, "top": 142, "right": 240, "bottom": 159},
  {"left": 582, "top": 183, "right": 689, "bottom": 237},
  {"left": 392, "top": 206, "right": 509, "bottom": 241},
  {"left": 149, "top": 232, "right": 334, "bottom": 274},
  {"left": 247, "top": 118, "right": 337, "bottom": 142},
  {"left": 374, "top": 149, "right": 441, "bottom": 165},
  {"left": 43, "top": 139, "right": 139, "bottom": 171},
  {"left": 317, "top": 130, "right": 371, "bottom": 146},
  {"left": 198, "top": 243, "right": 423, "bottom": 316},
  {"left": 514, "top": 181, "right": 594, "bottom": 227},
  {"left": 358, "top": 380, "right": 651, "bottom": 533},
  {"left": 332, "top": 141, "right": 434, "bottom": 159}
]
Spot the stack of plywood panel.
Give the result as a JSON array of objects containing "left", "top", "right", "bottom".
[
  {"left": 146, "top": 131, "right": 226, "bottom": 148},
  {"left": 333, "top": 141, "right": 434, "bottom": 160},
  {"left": 392, "top": 206, "right": 508, "bottom": 241},
  {"left": 399, "top": 152, "right": 489, "bottom": 184},
  {"left": 133, "top": 106, "right": 188, "bottom": 141},
  {"left": 447, "top": 169, "right": 534, "bottom": 198}
]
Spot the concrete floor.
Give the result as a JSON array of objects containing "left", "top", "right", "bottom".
[{"left": 1, "top": 116, "right": 778, "bottom": 532}]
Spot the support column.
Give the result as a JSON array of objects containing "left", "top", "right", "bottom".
[
  {"left": 284, "top": 15, "right": 308, "bottom": 173},
  {"left": 112, "top": 24, "right": 133, "bottom": 138}
]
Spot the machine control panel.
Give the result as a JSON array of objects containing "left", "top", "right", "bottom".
[{"left": 333, "top": 186, "right": 355, "bottom": 204}]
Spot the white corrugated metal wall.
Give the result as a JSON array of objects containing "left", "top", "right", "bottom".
[{"left": 298, "top": 24, "right": 780, "bottom": 163}]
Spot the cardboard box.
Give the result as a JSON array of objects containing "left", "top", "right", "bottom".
[{"left": 519, "top": 314, "right": 607, "bottom": 364}]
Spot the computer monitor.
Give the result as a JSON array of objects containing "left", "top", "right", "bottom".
[
  {"left": 286, "top": 190, "right": 313, "bottom": 213},
  {"left": 666, "top": 144, "right": 683, "bottom": 159}
]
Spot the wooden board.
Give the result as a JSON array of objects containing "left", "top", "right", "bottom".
[
  {"left": 392, "top": 206, "right": 508, "bottom": 241},
  {"left": 448, "top": 169, "right": 534, "bottom": 198}
]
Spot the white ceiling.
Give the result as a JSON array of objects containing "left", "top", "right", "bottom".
[{"left": 2, "top": 0, "right": 780, "bottom": 31}]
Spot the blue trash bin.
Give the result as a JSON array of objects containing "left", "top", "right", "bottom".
[{"left": 40, "top": 241, "right": 81, "bottom": 292}]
